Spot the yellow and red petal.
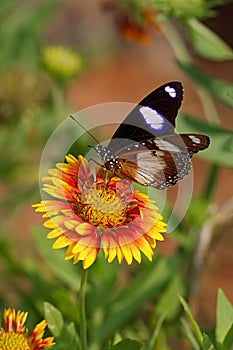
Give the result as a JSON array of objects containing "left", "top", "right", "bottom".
[
  {"left": 33, "top": 154, "right": 166, "bottom": 268},
  {"left": 0, "top": 309, "right": 54, "bottom": 349}
]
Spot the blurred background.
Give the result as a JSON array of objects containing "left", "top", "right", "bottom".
[{"left": 0, "top": 0, "right": 232, "bottom": 349}]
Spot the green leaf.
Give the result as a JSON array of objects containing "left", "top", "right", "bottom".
[
  {"left": 202, "top": 333, "right": 216, "bottom": 350},
  {"left": 179, "top": 296, "right": 203, "bottom": 346},
  {"left": 53, "top": 289, "right": 79, "bottom": 324},
  {"left": 186, "top": 19, "right": 233, "bottom": 61},
  {"left": 216, "top": 289, "right": 233, "bottom": 345},
  {"left": 177, "top": 113, "right": 233, "bottom": 167},
  {"left": 177, "top": 61, "right": 233, "bottom": 108},
  {"left": 180, "top": 318, "right": 200, "bottom": 350},
  {"left": 156, "top": 275, "right": 185, "bottom": 320},
  {"left": 148, "top": 314, "right": 165, "bottom": 350},
  {"left": 51, "top": 322, "right": 80, "bottom": 350},
  {"left": 111, "top": 339, "right": 143, "bottom": 350},
  {"left": 44, "top": 302, "right": 64, "bottom": 337}
]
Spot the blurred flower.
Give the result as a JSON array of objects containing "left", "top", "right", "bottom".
[
  {"left": 103, "top": 1, "right": 159, "bottom": 44},
  {"left": 32, "top": 155, "right": 166, "bottom": 269},
  {"left": 0, "top": 308, "right": 54, "bottom": 349},
  {"left": 0, "top": 69, "right": 50, "bottom": 123},
  {"left": 42, "top": 46, "right": 82, "bottom": 82},
  {"left": 118, "top": 9, "right": 160, "bottom": 44},
  {"left": 103, "top": 0, "right": 217, "bottom": 38},
  {"left": 117, "top": 13, "right": 151, "bottom": 44}
]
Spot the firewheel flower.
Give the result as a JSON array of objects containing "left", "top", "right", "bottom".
[
  {"left": 0, "top": 308, "right": 54, "bottom": 349},
  {"left": 32, "top": 154, "right": 166, "bottom": 269}
]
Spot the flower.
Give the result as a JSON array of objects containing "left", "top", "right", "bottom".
[
  {"left": 32, "top": 154, "right": 166, "bottom": 269},
  {"left": 42, "top": 46, "right": 82, "bottom": 82},
  {"left": 103, "top": 1, "right": 159, "bottom": 44},
  {"left": 0, "top": 308, "right": 54, "bottom": 349}
]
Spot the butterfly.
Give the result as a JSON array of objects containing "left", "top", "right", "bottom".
[{"left": 93, "top": 81, "right": 210, "bottom": 189}]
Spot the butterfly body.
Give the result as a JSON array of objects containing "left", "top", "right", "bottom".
[{"left": 94, "top": 82, "right": 210, "bottom": 189}]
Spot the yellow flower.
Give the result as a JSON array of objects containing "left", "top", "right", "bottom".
[
  {"left": 42, "top": 46, "right": 82, "bottom": 81},
  {"left": 32, "top": 155, "right": 166, "bottom": 269},
  {"left": 0, "top": 308, "right": 54, "bottom": 349}
]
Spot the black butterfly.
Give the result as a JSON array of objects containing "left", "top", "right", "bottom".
[{"left": 93, "top": 81, "right": 210, "bottom": 189}]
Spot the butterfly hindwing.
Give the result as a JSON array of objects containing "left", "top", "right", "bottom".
[{"left": 104, "top": 133, "right": 210, "bottom": 189}]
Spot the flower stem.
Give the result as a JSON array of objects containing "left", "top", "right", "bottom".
[
  {"left": 203, "top": 163, "right": 219, "bottom": 201},
  {"left": 51, "top": 82, "right": 67, "bottom": 122},
  {"left": 79, "top": 268, "right": 88, "bottom": 350},
  {"left": 160, "top": 19, "right": 192, "bottom": 64}
]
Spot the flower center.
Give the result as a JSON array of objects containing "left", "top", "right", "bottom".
[
  {"left": 0, "top": 332, "right": 30, "bottom": 350},
  {"left": 80, "top": 186, "right": 128, "bottom": 228}
]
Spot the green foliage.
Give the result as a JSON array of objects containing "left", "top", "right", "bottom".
[
  {"left": 216, "top": 289, "right": 233, "bottom": 349},
  {"left": 44, "top": 302, "right": 64, "bottom": 337},
  {"left": 0, "top": 0, "right": 60, "bottom": 69},
  {"left": 177, "top": 113, "right": 233, "bottom": 167},
  {"left": 44, "top": 302, "right": 80, "bottom": 349},
  {"left": 186, "top": 19, "right": 233, "bottom": 61},
  {"left": 110, "top": 339, "right": 143, "bottom": 349},
  {"left": 180, "top": 292, "right": 233, "bottom": 350},
  {"left": 178, "top": 62, "right": 233, "bottom": 108},
  {"left": 152, "top": 0, "right": 222, "bottom": 21}
]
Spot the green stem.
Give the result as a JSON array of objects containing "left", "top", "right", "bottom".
[
  {"left": 79, "top": 268, "right": 88, "bottom": 350},
  {"left": 51, "top": 82, "right": 67, "bottom": 122},
  {"left": 148, "top": 314, "right": 165, "bottom": 350},
  {"left": 202, "top": 163, "right": 219, "bottom": 201},
  {"left": 160, "top": 19, "right": 192, "bottom": 64},
  {"left": 195, "top": 86, "right": 220, "bottom": 125}
]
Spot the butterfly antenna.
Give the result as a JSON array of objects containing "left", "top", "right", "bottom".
[{"left": 69, "top": 114, "right": 100, "bottom": 145}]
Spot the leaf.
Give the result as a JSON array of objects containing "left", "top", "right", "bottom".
[
  {"left": 186, "top": 19, "right": 233, "bottom": 61},
  {"left": 44, "top": 302, "right": 64, "bottom": 337},
  {"left": 177, "top": 113, "right": 233, "bottom": 168},
  {"left": 156, "top": 275, "right": 185, "bottom": 320},
  {"left": 148, "top": 314, "right": 165, "bottom": 350},
  {"left": 111, "top": 339, "right": 143, "bottom": 350},
  {"left": 180, "top": 318, "right": 200, "bottom": 350},
  {"left": 202, "top": 333, "right": 216, "bottom": 350},
  {"left": 179, "top": 296, "right": 203, "bottom": 346},
  {"left": 51, "top": 322, "right": 80, "bottom": 350},
  {"left": 177, "top": 61, "right": 233, "bottom": 108},
  {"left": 216, "top": 289, "right": 233, "bottom": 345},
  {"left": 53, "top": 289, "right": 79, "bottom": 324}
]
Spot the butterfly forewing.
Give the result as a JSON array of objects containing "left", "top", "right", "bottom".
[{"left": 109, "top": 81, "right": 183, "bottom": 144}]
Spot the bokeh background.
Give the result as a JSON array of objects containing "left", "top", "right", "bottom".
[{"left": 0, "top": 1, "right": 233, "bottom": 349}]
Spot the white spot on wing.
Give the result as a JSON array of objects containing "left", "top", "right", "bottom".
[
  {"left": 165, "top": 85, "right": 177, "bottom": 98},
  {"left": 189, "top": 135, "right": 201, "bottom": 144},
  {"left": 139, "top": 106, "right": 164, "bottom": 131}
]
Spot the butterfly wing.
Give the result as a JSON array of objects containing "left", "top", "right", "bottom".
[
  {"left": 105, "top": 133, "right": 210, "bottom": 189},
  {"left": 109, "top": 81, "right": 183, "bottom": 146},
  {"left": 94, "top": 81, "right": 210, "bottom": 189}
]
